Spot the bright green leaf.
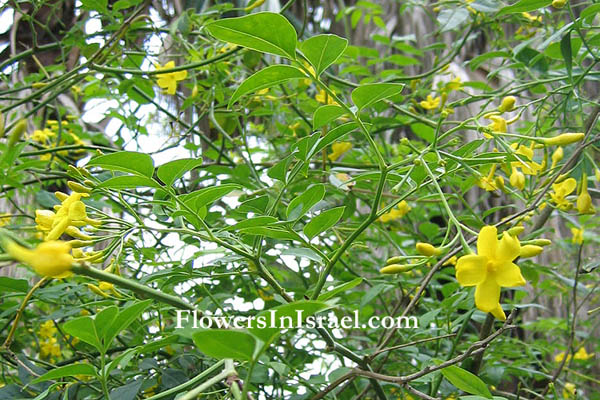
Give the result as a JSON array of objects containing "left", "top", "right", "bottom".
[
  {"left": 157, "top": 158, "right": 203, "bottom": 186},
  {"left": 287, "top": 184, "right": 325, "bottom": 219},
  {"left": 304, "top": 206, "right": 345, "bottom": 239},
  {"left": 313, "top": 105, "right": 347, "bottom": 129},
  {"left": 206, "top": 12, "right": 297, "bottom": 59},
  {"left": 441, "top": 365, "right": 493, "bottom": 399},
  {"left": 97, "top": 175, "right": 160, "bottom": 189},
  {"left": 31, "top": 363, "right": 96, "bottom": 384},
  {"left": 193, "top": 330, "right": 257, "bottom": 361},
  {"left": 300, "top": 34, "right": 348, "bottom": 76},
  {"left": 230, "top": 65, "right": 306, "bottom": 106},
  {"left": 351, "top": 83, "right": 404, "bottom": 111},
  {"left": 87, "top": 151, "right": 154, "bottom": 177}
]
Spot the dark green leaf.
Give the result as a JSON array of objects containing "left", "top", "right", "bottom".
[
  {"left": 300, "top": 34, "right": 348, "bottom": 76},
  {"left": 193, "top": 330, "right": 257, "bottom": 361},
  {"left": 318, "top": 278, "right": 363, "bottom": 301},
  {"left": 304, "top": 206, "right": 345, "bottom": 239},
  {"left": 62, "top": 317, "right": 101, "bottom": 350},
  {"left": 561, "top": 31, "right": 572, "bottom": 78},
  {"left": 206, "top": 12, "right": 297, "bottom": 59},
  {"left": 230, "top": 65, "right": 306, "bottom": 106},
  {"left": 287, "top": 184, "right": 325, "bottom": 219},
  {"left": 351, "top": 83, "right": 404, "bottom": 110},
  {"left": 0, "top": 277, "right": 28, "bottom": 292},
  {"left": 87, "top": 151, "right": 154, "bottom": 177},
  {"left": 441, "top": 365, "right": 493, "bottom": 398},
  {"left": 31, "top": 363, "right": 96, "bottom": 384},
  {"left": 497, "top": 0, "right": 551, "bottom": 16},
  {"left": 157, "top": 158, "right": 203, "bottom": 186}
]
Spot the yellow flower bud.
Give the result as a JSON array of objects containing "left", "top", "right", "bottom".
[
  {"left": 66, "top": 240, "right": 94, "bottom": 248},
  {"left": 499, "top": 96, "right": 516, "bottom": 113},
  {"left": 552, "top": 0, "right": 566, "bottom": 8},
  {"left": 245, "top": 0, "right": 266, "bottom": 11},
  {"left": 576, "top": 175, "right": 594, "bottom": 214},
  {"left": 67, "top": 181, "right": 92, "bottom": 194},
  {"left": 8, "top": 119, "right": 27, "bottom": 147},
  {"left": 520, "top": 245, "right": 543, "bottom": 258},
  {"left": 510, "top": 168, "right": 525, "bottom": 190},
  {"left": 508, "top": 226, "right": 525, "bottom": 236},
  {"left": 32, "top": 82, "right": 48, "bottom": 89},
  {"left": 530, "top": 238, "right": 552, "bottom": 246},
  {"left": 416, "top": 242, "right": 442, "bottom": 257},
  {"left": 541, "top": 133, "right": 584, "bottom": 146},
  {"left": 386, "top": 256, "right": 403, "bottom": 265},
  {"left": 380, "top": 264, "right": 414, "bottom": 274},
  {"left": 0, "top": 112, "right": 4, "bottom": 138},
  {"left": 87, "top": 283, "right": 109, "bottom": 298}
]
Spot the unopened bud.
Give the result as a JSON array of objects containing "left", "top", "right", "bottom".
[
  {"left": 380, "top": 264, "right": 414, "bottom": 274},
  {"left": 416, "top": 242, "right": 442, "bottom": 257},
  {"left": 530, "top": 238, "right": 552, "bottom": 246},
  {"left": 499, "top": 96, "right": 516, "bottom": 113},
  {"left": 508, "top": 226, "right": 525, "bottom": 236},
  {"left": 541, "top": 133, "right": 584, "bottom": 146},
  {"left": 520, "top": 245, "right": 543, "bottom": 258},
  {"left": 8, "top": 119, "right": 27, "bottom": 147},
  {"left": 386, "top": 256, "right": 403, "bottom": 265},
  {"left": 552, "top": 0, "right": 566, "bottom": 8},
  {"left": 66, "top": 240, "right": 94, "bottom": 248},
  {"left": 68, "top": 181, "right": 92, "bottom": 194}
]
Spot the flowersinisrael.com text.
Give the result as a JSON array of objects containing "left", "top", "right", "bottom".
[{"left": 175, "top": 310, "right": 418, "bottom": 330}]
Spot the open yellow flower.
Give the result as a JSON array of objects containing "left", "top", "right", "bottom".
[
  {"left": 571, "top": 227, "right": 584, "bottom": 244},
  {"left": 328, "top": 142, "right": 352, "bottom": 161},
  {"left": 574, "top": 347, "right": 594, "bottom": 360},
  {"left": 511, "top": 143, "right": 542, "bottom": 175},
  {"left": 577, "top": 174, "right": 595, "bottom": 214},
  {"left": 420, "top": 94, "right": 440, "bottom": 110},
  {"left": 315, "top": 89, "right": 337, "bottom": 105},
  {"left": 550, "top": 178, "right": 577, "bottom": 210},
  {"left": 155, "top": 61, "right": 188, "bottom": 95},
  {"left": 379, "top": 200, "right": 411, "bottom": 222},
  {"left": 455, "top": 226, "right": 526, "bottom": 320},
  {"left": 563, "top": 383, "right": 576, "bottom": 399},
  {"left": 509, "top": 167, "right": 525, "bottom": 190},
  {"left": 3, "top": 239, "right": 73, "bottom": 278},
  {"left": 38, "top": 320, "right": 57, "bottom": 339}
]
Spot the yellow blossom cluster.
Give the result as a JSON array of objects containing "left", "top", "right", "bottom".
[
  {"left": 378, "top": 200, "right": 411, "bottom": 222},
  {"left": 35, "top": 191, "right": 101, "bottom": 241},
  {"left": 155, "top": 61, "right": 188, "bottom": 95}
]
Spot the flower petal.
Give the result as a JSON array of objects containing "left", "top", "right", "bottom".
[
  {"left": 477, "top": 225, "right": 497, "bottom": 259},
  {"left": 494, "top": 262, "right": 526, "bottom": 287},
  {"left": 475, "top": 276, "right": 501, "bottom": 312},
  {"left": 455, "top": 255, "right": 487, "bottom": 286},
  {"left": 490, "top": 303, "right": 506, "bottom": 321},
  {"left": 497, "top": 232, "right": 520, "bottom": 262}
]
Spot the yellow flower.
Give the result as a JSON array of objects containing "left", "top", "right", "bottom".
[
  {"left": 551, "top": 147, "right": 563, "bottom": 169},
  {"left": 552, "top": 0, "right": 567, "bottom": 8},
  {"left": 446, "top": 77, "right": 462, "bottom": 91},
  {"left": 573, "top": 347, "right": 594, "bottom": 360},
  {"left": 522, "top": 12, "right": 542, "bottom": 22},
  {"left": 550, "top": 178, "right": 577, "bottom": 210},
  {"left": 155, "top": 61, "right": 188, "bottom": 95},
  {"left": 511, "top": 144, "right": 542, "bottom": 175},
  {"left": 554, "top": 351, "right": 571, "bottom": 363},
  {"left": 29, "top": 128, "right": 55, "bottom": 143},
  {"left": 38, "top": 192, "right": 100, "bottom": 241},
  {"left": 563, "top": 382, "right": 576, "bottom": 399},
  {"left": 571, "top": 227, "right": 583, "bottom": 244},
  {"left": 0, "top": 213, "right": 10, "bottom": 227},
  {"left": 315, "top": 89, "right": 337, "bottom": 105},
  {"left": 40, "top": 337, "right": 61, "bottom": 358},
  {"left": 488, "top": 115, "right": 507, "bottom": 134},
  {"left": 379, "top": 200, "right": 411, "bottom": 222},
  {"left": 477, "top": 164, "right": 502, "bottom": 192},
  {"left": 420, "top": 94, "right": 440, "bottom": 110},
  {"left": 509, "top": 167, "right": 525, "bottom": 190},
  {"left": 443, "top": 255, "right": 457, "bottom": 266},
  {"left": 3, "top": 239, "right": 73, "bottom": 278},
  {"left": 38, "top": 320, "right": 57, "bottom": 339},
  {"left": 455, "top": 226, "right": 526, "bottom": 320},
  {"left": 576, "top": 174, "right": 594, "bottom": 214},
  {"left": 328, "top": 142, "right": 352, "bottom": 161}
]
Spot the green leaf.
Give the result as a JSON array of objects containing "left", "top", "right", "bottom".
[
  {"left": 87, "top": 151, "right": 154, "bottom": 177},
  {"left": 304, "top": 206, "right": 345, "bottom": 239},
  {"left": 81, "top": 0, "right": 108, "bottom": 12},
  {"left": 300, "top": 34, "right": 348, "bottom": 76},
  {"left": 206, "top": 12, "right": 297, "bottom": 59},
  {"left": 497, "top": 0, "right": 551, "bottom": 16},
  {"left": 193, "top": 330, "right": 257, "bottom": 361},
  {"left": 410, "top": 122, "right": 435, "bottom": 143},
  {"left": 97, "top": 175, "right": 160, "bottom": 189},
  {"left": 268, "top": 153, "right": 295, "bottom": 182},
  {"left": 0, "top": 277, "right": 28, "bottom": 292},
  {"left": 31, "top": 363, "right": 96, "bottom": 384},
  {"left": 157, "top": 158, "right": 203, "bottom": 186},
  {"left": 104, "top": 300, "right": 152, "bottom": 349},
  {"left": 313, "top": 105, "right": 347, "bottom": 130},
  {"left": 184, "top": 184, "right": 240, "bottom": 210},
  {"left": 561, "top": 31, "right": 572, "bottom": 78},
  {"left": 287, "top": 184, "right": 325, "bottom": 219},
  {"left": 230, "top": 65, "right": 306, "bottom": 106},
  {"left": 441, "top": 365, "right": 493, "bottom": 398},
  {"left": 248, "top": 301, "right": 329, "bottom": 344},
  {"left": 318, "top": 278, "right": 363, "bottom": 301},
  {"left": 94, "top": 306, "right": 119, "bottom": 344},
  {"left": 312, "top": 122, "right": 359, "bottom": 156},
  {"left": 437, "top": 8, "right": 469, "bottom": 32},
  {"left": 223, "top": 216, "right": 278, "bottom": 231},
  {"left": 62, "top": 317, "right": 101, "bottom": 350},
  {"left": 351, "top": 83, "right": 404, "bottom": 111}
]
